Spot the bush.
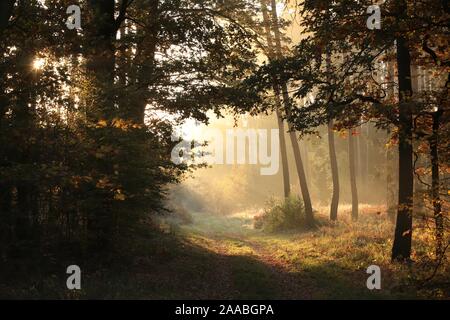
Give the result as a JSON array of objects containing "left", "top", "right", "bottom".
[
  {"left": 254, "top": 196, "right": 305, "bottom": 232},
  {"left": 170, "top": 204, "right": 194, "bottom": 225}
]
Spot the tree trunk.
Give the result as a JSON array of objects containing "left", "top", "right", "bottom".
[
  {"left": 328, "top": 120, "right": 340, "bottom": 221},
  {"left": 269, "top": 0, "right": 314, "bottom": 226},
  {"left": 349, "top": 130, "right": 358, "bottom": 220},
  {"left": 288, "top": 125, "right": 314, "bottom": 226},
  {"left": 325, "top": 50, "right": 340, "bottom": 221},
  {"left": 132, "top": 0, "right": 159, "bottom": 124},
  {"left": 391, "top": 33, "right": 414, "bottom": 262},
  {"left": 260, "top": 0, "right": 291, "bottom": 198},
  {"left": 301, "top": 139, "right": 311, "bottom": 185},
  {"left": 276, "top": 108, "right": 291, "bottom": 198},
  {"left": 358, "top": 124, "right": 367, "bottom": 186}
]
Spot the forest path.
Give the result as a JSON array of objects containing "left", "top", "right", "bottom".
[{"left": 176, "top": 211, "right": 372, "bottom": 299}]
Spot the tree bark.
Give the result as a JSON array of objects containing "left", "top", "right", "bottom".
[
  {"left": 288, "top": 125, "right": 314, "bottom": 226},
  {"left": 328, "top": 119, "right": 340, "bottom": 221},
  {"left": 358, "top": 125, "right": 365, "bottom": 183},
  {"left": 132, "top": 0, "right": 159, "bottom": 124},
  {"left": 325, "top": 49, "right": 340, "bottom": 221},
  {"left": 391, "top": 33, "right": 414, "bottom": 262},
  {"left": 276, "top": 108, "right": 291, "bottom": 198},
  {"left": 301, "top": 140, "right": 311, "bottom": 185},
  {"left": 349, "top": 130, "right": 358, "bottom": 220}
]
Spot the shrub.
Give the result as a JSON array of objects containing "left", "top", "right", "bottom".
[
  {"left": 172, "top": 205, "right": 194, "bottom": 225},
  {"left": 254, "top": 196, "right": 305, "bottom": 232}
]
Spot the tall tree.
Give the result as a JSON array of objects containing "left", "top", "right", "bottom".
[
  {"left": 270, "top": 0, "right": 314, "bottom": 226},
  {"left": 391, "top": 1, "right": 414, "bottom": 261},
  {"left": 260, "top": 0, "right": 291, "bottom": 198},
  {"left": 326, "top": 52, "right": 340, "bottom": 221},
  {"left": 328, "top": 119, "right": 340, "bottom": 220}
]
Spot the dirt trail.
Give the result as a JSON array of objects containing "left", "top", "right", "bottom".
[
  {"left": 180, "top": 212, "right": 314, "bottom": 299},
  {"left": 157, "top": 210, "right": 436, "bottom": 299}
]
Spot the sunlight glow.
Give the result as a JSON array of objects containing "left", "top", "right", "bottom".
[{"left": 32, "top": 57, "right": 46, "bottom": 70}]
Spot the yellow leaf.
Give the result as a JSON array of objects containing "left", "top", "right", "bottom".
[
  {"left": 114, "top": 190, "right": 126, "bottom": 201},
  {"left": 97, "top": 120, "right": 108, "bottom": 128}
]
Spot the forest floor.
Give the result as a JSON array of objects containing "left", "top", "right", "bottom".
[
  {"left": 82, "top": 206, "right": 447, "bottom": 299},
  {"left": 147, "top": 207, "right": 448, "bottom": 300},
  {"left": 1, "top": 206, "right": 449, "bottom": 299}
]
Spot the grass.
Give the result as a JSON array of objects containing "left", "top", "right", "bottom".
[
  {"left": 1, "top": 205, "right": 448, "bottom": 299},
  {"left": 254, "top": 195, "right": 307, "bottom": 232},
  {"left": 177, "top": 207, "right": 449, "bottom": 299}
]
